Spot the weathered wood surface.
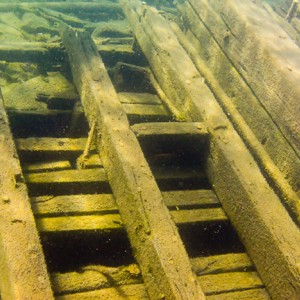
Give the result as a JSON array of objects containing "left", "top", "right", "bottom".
[
  {"left": 185, "top": 0, "right": 300, "bottom": 169},
  {"left": 31, "top": 189, "right": 220, "bottom": 216},
  {"left": 53, "top": 268, "right": 265, "bottom": 299},
  {"left": 121, "top": 1, "right": 300, "bottom": 299},
  {"left": 60, "top": 27, "right": 205, "bottom": 300},
  {"left": 52, "top": 253, "right": 259, "bottom": 296},
  {"left": 0, "top": 91, "right": 53, "bottom": 299},
  {"left": 171, "top": 10, "right": 300, "bottom": 225}
]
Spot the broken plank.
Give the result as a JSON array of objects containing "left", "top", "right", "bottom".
[
  {"left": 0, "top": 91, "right": 53, "bottom": 299},
  {"left": 61, "top": 26, "right": 205, "bottom": 300},
  {"left": 121, "top": 1, "right": 300, "bottom": 299}
]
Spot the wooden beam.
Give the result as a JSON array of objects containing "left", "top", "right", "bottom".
[
  {"left": 0, "top": 91, "right": 53, "bottom": 298},
  {"left": 120, "top": 1, "right": 300, "bottom": 299},
  {"left": 60, "top": 27, "right": 205, "bottom": 300}
]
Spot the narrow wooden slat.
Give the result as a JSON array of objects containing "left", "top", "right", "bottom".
[
  {"left": 31, "top": 194, "right": 117, "bottom": 216},
  {"left": 24, "top": 168, "right": 107, "bottom": 184},
  {"left": 16, "top": 137, "right": 88, "bottom": 152},
  {"left": 23, "top": 160, "right": 71, "bottom": 173},
  {"left": 36, "top": 214, "right": 123, "bottom": 232},
  {"left": 206, "top": 288, "right": 270, "bottom": 300},
  {"left": 118, "top": 92, "right": 162, "bottom": 105},
  {"left": 35, "top": 208, "right": 227, "bottom": 232},
  {"left": 123, "top": 103, "right": 170, "bottom": 119},
  {"left": 162, "top": 190, "right": 220, "bottom": 207},
  {"left": 0, "top": 92, "right": 53, "bottom": 299},
  {"left": 200, "top": 272, "right": 264, "bottom": 295},
  {"left": 61, "top": 26, "right": 204, "bottom": 299},
  {"left": 31, "top": 189, "right": 219, "bottom": 216},
  {"left": 132, "top": 122, "right": 207, "bottom": 137},
  {"left": 171, "top": 208, "right": 227, "bottom": 224},
  {"left": 56, "top": 286, "right": 270, "bottom": 300},
  {"left": 191, "top": 253, "right": 253, "bottom": 275}
]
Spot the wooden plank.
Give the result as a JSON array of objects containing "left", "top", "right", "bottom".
[
  {"left": 36, "top": 214, "right": 123, "bottom": 232},
  {"left": 60, "top": 27, "right": 205, "bottom": 300},
  {"left": 24, "top": 168, "right": 107, "bottom": 184},
  {"left": 206, "top": 288, "right": 270, "bottom": 300},
  {"left": 16, "top": 137, "right": 88, "bottom": 152},
  {"left": 31, "top": 189, "right": 220, "bottom": 216},
  {"left": 171, "top": 208, "right": 227, "bottom": 224},
  {"left": 23, "top": 160, "right": 72, "bottom": 173},
  {"left": 54, "top": 272, "right": 264, "bottom": 298},
  {"left": 191, "top": 253, "right": 253, "bottom": 275},
  {"left": 118, "top": 92, "right": 162, "bottom": 105},
  {"left": 178, "top": 0, "right": 300, "bottom": 212},
  {"left": 162, "top": 190, "right": 220, "bottom": 207},
  {"left": 51, "top": 264, "right": 142, "bottom": 296},
  {"left": 0, "top": 92, "right": 53, "bottom": 298},
  {"left": 132, "top": 122, "right": 207, "bottom": 137},
  {"left": 186, "top": 0, "right": 300, "bottom": 166},
  {"left": 35, "top": 208, "right": 227, "bottom": 232},
  {"left": 121, "top": 1, "right": 300, "bottom": 299}
]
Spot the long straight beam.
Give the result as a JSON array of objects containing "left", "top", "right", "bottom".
[
  {"left": 120, "top": 1, "right": 300, "bottom": 299},
  {"left": 0, "top": 91, "right": 53, "bottom": 299},
  {"left": 60, "top": 26, "right": 205, "bottom": 300}
]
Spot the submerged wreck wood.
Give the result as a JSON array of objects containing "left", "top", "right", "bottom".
[
  {"left": 0, "top": 91, "right": 53, "bottom": 299},
  {"left": 169, "top": 18, "right": 300, "bottom": 229},
  {"left": 121, "top": 1, "right": 300, "bottom": 299},
  {"left": 60, "top": 26, "right": 205, "bottom": 300},
  {"left": 187, "top": 0, "right": 300, "bottom": 159}
]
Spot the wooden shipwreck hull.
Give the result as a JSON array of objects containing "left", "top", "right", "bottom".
[{"left": 0, "top": 1, "right": 299, "bottom": 299}]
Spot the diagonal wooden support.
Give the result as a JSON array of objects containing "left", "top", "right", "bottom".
[
  {"left": 60, "top": 26, "right": 205, "bottom": 300},
  {"left": 120, "top": 0, "right": 300, "bottom": 299},
  {"left": 0, "top": 90, "right": 53, "bottom": 299}
]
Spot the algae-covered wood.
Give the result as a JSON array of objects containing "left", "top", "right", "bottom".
[
  {"left": 60, "top": 26, "right": 205, "bottom": 300},
  {"left": 121, "top": 1, "right": 300, "bottom": 299},
  {"left": 0, "top": 91, "right": 53, "bottom": 299}
]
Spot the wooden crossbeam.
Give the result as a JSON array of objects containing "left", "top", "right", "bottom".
[
  {"left": 60, "top": 26, "right": 205, "bottom": 300},
  {"left": 120, "top": 1, "right": 300, "bottom": 299},
  {"left": 0, "top": 91, "right": 53, "bottom": 298}
]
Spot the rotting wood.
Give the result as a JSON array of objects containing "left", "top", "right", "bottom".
[
  {"left": 23, "top": 160, "right": 72, "bottom": 173},
  {"left": 0, "top": 90, "right": 53, "bottom": 299},
  {"left": 286, "top": 0, "right": 299, "bottom": 22},
  {"left": 60, "top": 26, "right": 205, "bottom": 300},
  {"left": 118, "top": 92, "right": 162, "bottom": 105},
  {"left": 120, "top": 1, "right": 300, "bottom": 299}
]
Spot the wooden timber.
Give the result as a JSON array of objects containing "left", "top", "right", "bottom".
[
  {"left": 0, "top": 91, "right": 53, "bottom": 299},
  {"left": 120, "top": 1, "right": 300, "bottom": 299},
  {"left": 60, "top": 26, "right": 205, "bottom": 300},
  {"left": 183, "top": 0, "right": 300, "bottom": 187}
]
